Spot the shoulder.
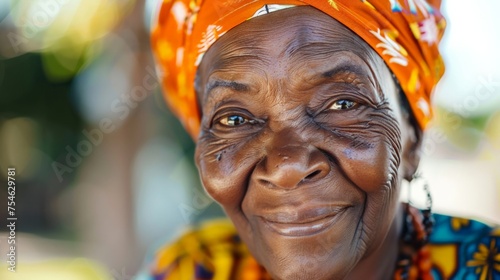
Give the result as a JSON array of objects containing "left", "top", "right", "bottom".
[
  {"left": 138, "top": 219, "right": 269, "bottom": 280},
  {"left": 428, "top": 213, "right": 500, "bottom": 280}
]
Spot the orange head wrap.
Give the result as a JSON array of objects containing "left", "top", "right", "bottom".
[{"left": 151, "top": 0, "right": 446, "bottom": 139}]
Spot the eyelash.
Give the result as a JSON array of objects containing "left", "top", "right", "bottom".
[
  {"left": 310, "top": 93, "right": 364, "bottom": 117},
  {"left": 329, "top": 99, "right": 358, "bottom": 110},
  {"left": 212, "top": 108, "right": 262, "bottom": 128},
  {"left": 219, "top": 115, "right": 256, "bottom": 126}
]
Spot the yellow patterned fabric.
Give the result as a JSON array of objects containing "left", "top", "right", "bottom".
[
  {"left": 145, "top": 219, "right": 271, "bottom": 279},
  {"left": 141, "top": 214, "right": 500, "bottom": 280}
]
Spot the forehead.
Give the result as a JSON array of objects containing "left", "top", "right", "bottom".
[
  {"left": 197, "top": 6, "right": 400, "bottom": 113},
  {"left": 199, "top": 6, "right": 380, "bottom": 74}
]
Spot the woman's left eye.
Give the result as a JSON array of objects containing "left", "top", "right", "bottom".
[
  {"left": 219, "top": 115, "right": 248, "bottom": 126},
  {"left": 329, "top": 99, "right": 358, "bottom": 110}
]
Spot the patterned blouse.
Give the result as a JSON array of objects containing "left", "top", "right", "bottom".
[{"left": 138, "top": 214, "right": 500, "bottom": 280}]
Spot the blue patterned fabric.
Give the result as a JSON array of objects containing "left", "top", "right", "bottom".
[{"left": 429, "top": 214, "right": 500, "bottom": 280}]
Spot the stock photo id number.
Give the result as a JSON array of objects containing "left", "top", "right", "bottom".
[{"left": 6, "top": 168, "right": 17, "bottom": 272}]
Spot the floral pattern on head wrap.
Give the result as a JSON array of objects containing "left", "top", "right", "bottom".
[{"left": 151, "top": 0, "right": 446, "bottom": 139}]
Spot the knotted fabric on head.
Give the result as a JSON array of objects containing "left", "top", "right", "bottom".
[{"left": 151, "top": 0, "right": 446, "bottom": 139}]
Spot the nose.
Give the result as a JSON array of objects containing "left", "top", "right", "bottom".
[{"left": 254, "top": 144, "right": 331, "bottom": 189}]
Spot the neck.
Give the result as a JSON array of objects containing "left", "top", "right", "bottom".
[{"left": 346, "top": 203, "right": 403, "bottom": 280}]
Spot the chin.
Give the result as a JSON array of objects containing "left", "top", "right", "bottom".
[
  {"left": 269, "top": 265, "right": 347, "bottom": 280},
  {"left": 256, "top": 245, "right": 354, "bottom": 280},
  {"left": 230, "top": 206, "right": 364, "bottom": 280}
]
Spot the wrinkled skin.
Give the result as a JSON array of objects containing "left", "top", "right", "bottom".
[{"left": 194, "top": 6, "right": 421, "bottom": 280}]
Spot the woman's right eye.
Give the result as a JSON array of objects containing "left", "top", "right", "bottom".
[{"left": 219, "top": 115, "right": 248, "bottom": 126}]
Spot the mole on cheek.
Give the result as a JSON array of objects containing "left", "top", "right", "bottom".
[{"left": 215, "top": 149, "right": 229, "bottom": 162}]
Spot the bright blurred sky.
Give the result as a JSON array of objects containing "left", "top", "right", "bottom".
[{"left": 435, "top": 0, "right": 500, "bottom": 114}]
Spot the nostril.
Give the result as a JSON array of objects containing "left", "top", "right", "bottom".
[
  {"left": 258, "top": 179, "right": 273, "bottom": 187},
  {"left": 305, "top": 170, "right": 322, "bottom": 180}
]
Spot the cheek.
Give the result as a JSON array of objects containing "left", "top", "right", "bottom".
[
  {"left": 338, "top": 140, "right": 393, "bottom": 192},
  {"left": 321, "top": 111, "right": 402, "bottom": 193},
  {"left": 195, "top": 139, "right": 259, "bottom": 209}
]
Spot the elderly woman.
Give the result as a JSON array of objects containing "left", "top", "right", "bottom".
[{"left": 145, "top": 1, "right": 500, "bottom": 279}]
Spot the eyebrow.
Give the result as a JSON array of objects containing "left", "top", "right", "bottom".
[
  {"left": 321, "top": 63, "right": 366, "bottom": 79},
  {"left": 317, "top": 62, "right": 385, "bottom": 101},
  {"left": 206, "top": 80, "right": 250, "bottom": 94}
]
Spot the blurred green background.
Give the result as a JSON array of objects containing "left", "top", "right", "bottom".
[{"left": 0, "top": 0, "right": 498, "bottom": 279}]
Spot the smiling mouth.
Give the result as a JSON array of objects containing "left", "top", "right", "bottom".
[{"left": 260, "top": 206, "right": 350, "bottom": 237}]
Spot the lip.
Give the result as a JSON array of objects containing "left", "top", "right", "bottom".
[{"left": 259, "top": 205, "right": 350, "bottom": 237}]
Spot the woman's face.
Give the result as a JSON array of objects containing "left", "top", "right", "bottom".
[{"left": 195, "top": 6, "right": 419, "bottom": 280}]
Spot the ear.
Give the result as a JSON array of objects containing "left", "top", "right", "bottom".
[{"left": 401, "top": 119, "right": 423, "bottom": 181}]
